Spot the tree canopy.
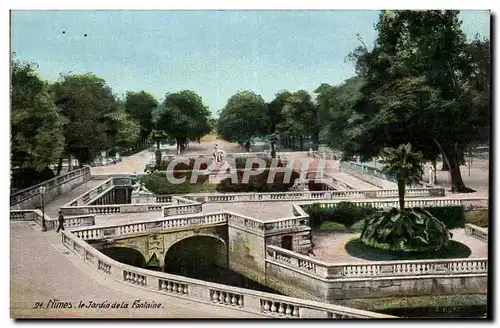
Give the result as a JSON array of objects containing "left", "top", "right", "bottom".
[
  {"left": 11, "top": 59, "right": 65, "bottom": 171},
  {"left": 217, "top": 91, "right": 268, "bottom": 145},
  {"left": 342, "top": 10, "right": 490, "bottom": 192},
  {"left": 154, "top": 90, "right": 212, "bottom": 152}
]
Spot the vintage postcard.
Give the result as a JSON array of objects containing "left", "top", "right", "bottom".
[{"left": 9, "top": 9, "right": 490, "bottom": 320}]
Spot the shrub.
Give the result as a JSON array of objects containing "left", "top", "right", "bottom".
[
  {"left": 307, "top": 180, "right": 330, "bottom": 191},
  {"left": 140, "top": 172, "right": 213, "bottom": 194},
  {"left": 303, "top": 204, "right": 466, "bottom": 230},
  {"left": 360, "top": 208, "right": 452, "bottom": 252},
  {"left": 424, "top": 206, "right": 464, "bottom": 229},
  {"left": 216, "top": 169, "right": 299, "bottom": 193},
  {"left": 303, "top": 202, "right": 377, "bottom": 229},
  {"left": 11, "top": 166, "right": 56, "bottom": 190}
]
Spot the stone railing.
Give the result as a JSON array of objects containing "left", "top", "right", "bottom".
[
  {"left": 10, "top": 210, "right": 95, "bottom": 230},
  {"left": 263, "top": 204, "right": 310, "bottom": 234},
  {"left": 266, "top": 245, "right": 488, "bottom": 280},
  {"left": 309, "top": 151, "right": 338, "bottom": 161},
  {"left": 163, "top": 197, "right": 203, "bottom": 217},
  {"left": 340, "top": 161, "right": 396, "bottom": 183},
  {"left": 465, "top": 224, "right": 488, "bottom": 243},
  {"left": 181, "top": 187, "right": 445, "bottom": 204},
  {"left": 61, "top": 231, "right": 393, "bottom": 318},
  {"left": 63, "top": 178, "right": 114, "bottom": 207},
  {"left": 60, "top": 202, "right": 169, "bottom": 216},
  {"left": 69, "top": 212, "right": 229, "bottom": 241},
  {"left": 10, "top": 166, "right": 92, "bottom": 210},
  {"left": 307, "top": 197, "right": 488, "bottom": 210}
]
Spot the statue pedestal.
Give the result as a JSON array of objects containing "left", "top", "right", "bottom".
[{"left": 131, "top": 192, "right": 156, "bottom": 204}]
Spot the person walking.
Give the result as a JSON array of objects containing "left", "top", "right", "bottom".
[{"left": 56, "top": 210, "right": 65, "bottom": 232}]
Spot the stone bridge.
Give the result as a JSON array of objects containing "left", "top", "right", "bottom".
[{"left": 9, "top": 156, "right": 489, "bottom": 318}]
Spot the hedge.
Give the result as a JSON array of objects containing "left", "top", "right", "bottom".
[
  {"left": 148, "top": 157, "right": 285, "bottom": 172},
  {"left": 303, "top": 204, "right": 466, "bottom": 230},
  {"left": 140, "top": 168, "right": 299, "bottom": 194},
  {"left": 216, "top": 169, "right": 299, "bottom": 193}
]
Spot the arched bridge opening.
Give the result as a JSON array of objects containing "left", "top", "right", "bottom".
[
  {"left": 100, "top": 247, "right": 146, "bottom": 268},
  {"left": 164, "top": 235, "right": 228, "bottom": 277},
  {"left": 164, "top": 235, "right": 280, "bottom": 294}
]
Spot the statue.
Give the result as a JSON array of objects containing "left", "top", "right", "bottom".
[
  {"left": 132, "top": 180, "right": 153, "bottom": 195},
  {"left": 207, "top": 143, "right": 231, "bottom": 174},
  {"left": 427, "top": 163, "right": 436, "bottom": 185}
]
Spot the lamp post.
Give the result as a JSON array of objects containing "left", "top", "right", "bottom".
[{"left": 39, "top": 186, "right": 47, "bottom": 231}]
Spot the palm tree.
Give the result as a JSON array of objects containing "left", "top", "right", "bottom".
[{"left": 379, "top": 143, "right": 424, "bottom": 211}]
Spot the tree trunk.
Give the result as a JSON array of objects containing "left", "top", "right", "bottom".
[
  {"left": 433, "top": 138, "right": 475, "bottom": 193},
  {"left": 440, "top": 159, "right": 450, "bottom": 171},
  {"left": 397, "top": 178, "right": 406, "bottom": 211},
  {"left": 432, "top": 159, "right": 437, "bottom": 184},
  {"left": 56, "top": 157, "right": 63, "bottom": 176},
  {"left": 312, "top": 132, "right": 320, "bottom": 150},
  {"left": 68, "top": 154, "right": 73, "bottom": 171},
  {"left": 155, "top": 139, "right": 162, "bottom": 165},
  {"left": 271, "top": 141, "right": 276, "bottom": 159},
  {"left": 291, "top": 136, "right": 295, "bottom": 150},
  {"left": 300, "top": 135, "right": 304, "bottom": 150}
]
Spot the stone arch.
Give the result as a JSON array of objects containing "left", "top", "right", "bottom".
[
  {"left": 100, "top": 246, "right": 147, "bottom": 268},
  {"left": 163, "top": 234, "right": 228, "bottom": 276}
]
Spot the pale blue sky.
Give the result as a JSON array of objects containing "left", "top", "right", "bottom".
[{"left": 11, "top": 10, "right": 490, "bottom": 116}]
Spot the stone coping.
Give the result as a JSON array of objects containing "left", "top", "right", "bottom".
[
  {"left": 266, "top": 244, "right": 488, "bottom": 280},
  {"left": 10, "top": 166, "right": 91, "bottom": 205},
  {"left": 62, "top": 178, "right": 114, "bottom": 207},
  {"left": 10, "top": 209, "right": 95, "bottom": 230},
  {"left": 60, "top": 229, "right": 394, "bottom": 319},
  {"left": 69, "top": 209, "right": 309, "bottom": 239},
  {"left": 465, "top": 223, "right": 488, "bottom": 243}
]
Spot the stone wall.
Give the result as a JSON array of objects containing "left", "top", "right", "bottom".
[
  {"left": 265, "top": 260, "right": 487, "bottom": 302},
  {"left": 227, "top": 225, "right": 267, "bottom": 285},
  {"left": 10, "top": 167, "right": 91, "bottom": 210}
]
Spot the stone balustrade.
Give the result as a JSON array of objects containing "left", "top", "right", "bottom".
[
  {"left": 10, "top": 166, "right": 91, "bottom": 210},
  {"left": 263, "top": 204, "right": 310, "bottom": 234},
  {"left": 179, "top": 187, "right": 445, "bottom": 204},
  {"left": 70, "top": 212, "right": 229, "bottom": 241},
  {"left": 340, "top": 161, "right": 396, "bottom": 182},
  {"left": 61, "top": 231, "right": 393, "bottom": 318},
  {"left": 308, "top": 197, "right": 488, "bottom": 210},
  {"left": 465, "top": 224, "right": 488, "bottom": 243},
  {"left": 266, "top": 245, "right": 488, "bottom": 280},
  {"left": 163, "top": 203, "right": 203, "bottom": 217},
  {"left": 60, "top": 202, "right": 173, "bottom": 216},
  {"left": 63, "top": 179, "right": 114, "bottom": 207},
  {"left": 10, "top": 210, "right": 95, "bottom": 230}
]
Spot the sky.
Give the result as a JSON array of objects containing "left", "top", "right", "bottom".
[{"left": 10, "top": 10, "right": 490, "bottom": 116}]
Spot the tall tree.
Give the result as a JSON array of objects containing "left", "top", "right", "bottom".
[
  {"left": 346, "top": 10, "right": 490, "bottom": 192},
  {"left": 267, "top": 90, "right": 292, "bottom": 156},
  {"left": 125, "top": 91, "right": 158, "bottom": 148},
  {"left": 281, "top": 90, "right": 319, "bottom": 150},
  {"left": 314, "top": 77, "right": 365, "bottom": 152},
  {"left": 52, "top": 73, "right": 118, "bottom": 166},
  {"left": 217, "top": 91, "right": 268, "bottom": 149},
  {"left": 11, "top": 58, "right": 65, "bottom": 172},
  {"left": 154, "top": 90, "right": 211, "bottom": 154},
  {"left": 105, "top": 99, "right": 141, "bottom": 150}
]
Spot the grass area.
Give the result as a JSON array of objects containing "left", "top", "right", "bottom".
[
  {"left": 344, "top": 238, "right": 472, "bottom": 261},
  {"left": 465, "top": 210, "right": 489, "bottom": 228}
]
